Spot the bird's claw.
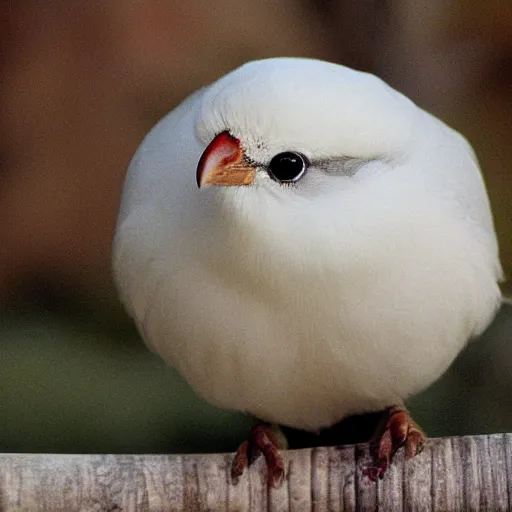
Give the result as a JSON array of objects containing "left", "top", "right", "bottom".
[
  {"left": 364, "top": 406, "right": 426, "bottom": 481},
  {"left": 231, "top": 424, "right": 285, "bottom": 488}
]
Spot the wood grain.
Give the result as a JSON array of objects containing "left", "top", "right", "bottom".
[{"left": 0, "top": 434, "right": 510, "bottom": 511}]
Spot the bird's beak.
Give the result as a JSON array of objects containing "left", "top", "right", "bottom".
[{"left": 196, "top": 132, "right": 256, "bottom": 188}]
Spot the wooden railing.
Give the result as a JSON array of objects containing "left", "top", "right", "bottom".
[{"left": 1, "top": 434, "right": 510, "bottom": 511}]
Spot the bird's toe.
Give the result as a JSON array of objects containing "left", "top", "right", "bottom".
[
  {"left": 231, "top": 424, "right": 286, "bottom": 488},
  {"left": 365, "top": 405, "right": 426, "bottom": 481}
]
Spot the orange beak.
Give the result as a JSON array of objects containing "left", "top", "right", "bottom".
[{"left": 196, "top": 132, "right": 256, "bottom": 188}]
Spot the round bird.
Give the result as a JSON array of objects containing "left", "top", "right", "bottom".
[{"left": 112, "top": 58, "right": 503, "bottom": 485}]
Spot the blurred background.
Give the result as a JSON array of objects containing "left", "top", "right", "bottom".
[{"left": 1, "top": 1, "right": 511, "bottom": 454}]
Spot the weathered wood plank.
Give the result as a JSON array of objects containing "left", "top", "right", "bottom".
[{"left": 0, "top": 434, "right": 510, "bottom": 511}]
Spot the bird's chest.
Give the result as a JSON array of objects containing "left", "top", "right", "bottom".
[{"left": 145, "top": 204, "right": 489, "bottom": 430}]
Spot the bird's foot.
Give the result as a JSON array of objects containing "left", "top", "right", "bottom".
[
  {"left": 231, "top": 424, "right": 286, "bottom": 488},
  {"left": 364, "top": 405, "right": 426, "bottom": 481}
]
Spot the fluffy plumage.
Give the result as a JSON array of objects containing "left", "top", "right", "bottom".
[{"left": 113, "top": 58, "right": 502, "bottom": 432}]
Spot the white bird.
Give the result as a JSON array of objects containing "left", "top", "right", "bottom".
[{"left": 112, "top": 58, "right": 503, "bottom": 485}]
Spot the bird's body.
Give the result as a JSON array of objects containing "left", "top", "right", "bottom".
[{"left": 113, "top": 59, "right": 502, "bottom": 435}]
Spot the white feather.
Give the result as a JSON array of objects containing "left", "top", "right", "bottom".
[{"left": 113, "top": 58, "right": 502, "bottom": 431}]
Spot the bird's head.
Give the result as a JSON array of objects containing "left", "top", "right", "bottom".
[
  {"left": 113, "top": 57, "right": 499, "bottom": 329},
  {"left": 195, "top": 58, "right": 421, "bottom": 203},
  {"left": 115, "top": 57, "right": 491, "bottom": 279}
]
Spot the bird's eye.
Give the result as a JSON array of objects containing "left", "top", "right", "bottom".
[{"left": 267, "top": 152, "right": 308, "bottom": 183}]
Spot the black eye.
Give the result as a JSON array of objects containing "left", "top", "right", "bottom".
[{"left": 268, "top": 152, "right": 308, "bottom": 183}]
